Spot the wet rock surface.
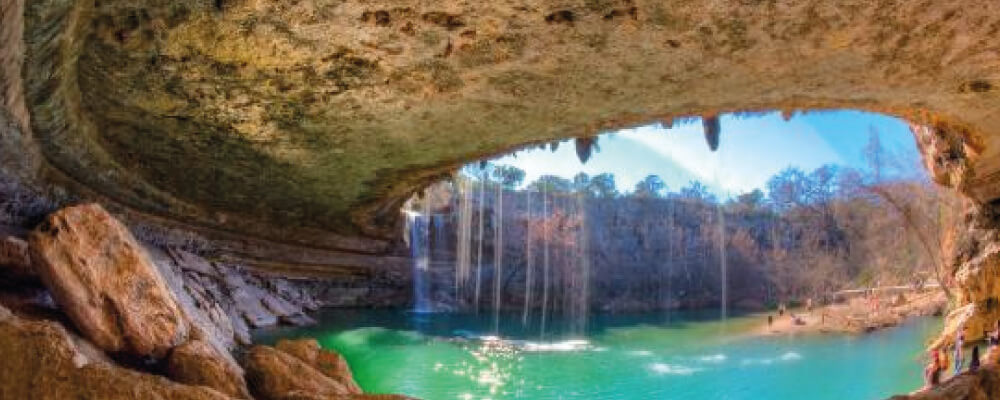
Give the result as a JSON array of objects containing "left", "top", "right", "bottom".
[{"left": 28, "top": 203, "right": 189, "bottom": 359}]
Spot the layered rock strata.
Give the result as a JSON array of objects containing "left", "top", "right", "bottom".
[{"left": 0, "top": 204, "right": 412, "bottom": 399}]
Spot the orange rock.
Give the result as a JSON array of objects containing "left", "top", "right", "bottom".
[
  {"left": 243, "top": 345, "right": 354, "bottom": 400},
  {"left": 275, "top": 338, "right": 362, "bottom": 394},
  {"left": 168, "top": 339, "right": 251, "bottom": 399},
  {"left": 0, "top": 306, "right": 229, "bottom": 400},
  {"left": 887, "top": 366, "right": 1000, "bottom": 400},
  {"left": 28, "top": 203, "right": 189, "bottom": 358}
]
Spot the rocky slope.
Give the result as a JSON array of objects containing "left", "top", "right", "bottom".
[{"left": 0, "top": 203, "right": 413, "bottom": 399}]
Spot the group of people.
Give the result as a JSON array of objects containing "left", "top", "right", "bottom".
[
  {"left": 766, "top": 300, "right": 815, "bottom": 328},
  {"left": 923, "top": 320, "right": 1000, "bottom": 390}
]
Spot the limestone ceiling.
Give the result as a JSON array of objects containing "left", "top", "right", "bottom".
[{"left": 5, "top": 0, "right": 1000, "bottom": 253}]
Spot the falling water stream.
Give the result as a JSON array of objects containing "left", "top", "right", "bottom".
[
  {"left": 493, "top": 183, "right": 504, "bottom": 333},
  {"left": 263, "top": 112, "right": 943, "bottom": 400},
  {"left": 522, "top": 190, "right": 533, "bottom": 326},
  {"left": 475, "top": 175, "right": 486, "bottom": 314},
  {"left": 405, "top": 201, "right": 432, "bottom": 313},
  {"left": 540, "top": 184, "right": 550, "bottom": 339}
]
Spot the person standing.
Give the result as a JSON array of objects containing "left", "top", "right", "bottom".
[
  {"left": 954, "top": 327, "right": 966, "bottom": 375},
  {"left": 923, "top": 350, "right": 942, "bottom": 390},
  {"left": 988, "top": 321, "right": 1000, "bottom": 364},
  {"left": 969, "top": 345, "right": 981, "bottom": 373}
]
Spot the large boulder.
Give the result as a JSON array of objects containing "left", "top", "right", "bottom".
[
  {"left": 168, "top": 339, "right": 251, "bottom": 399},
  {"left": 28, "top": 203, "right": 189, "bottom": 358},
  {"left": 275, "top": 338, "right": 362, "bottom": 394},
  {"left": 0, "top": 305, "right": 229, "bottom": 400},
  {"left": 243, "top": 345, "right": 355, "bottom": 400}
]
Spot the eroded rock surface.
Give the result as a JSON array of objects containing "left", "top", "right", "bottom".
[
  {"left": 243, "top": 345, "right": 357, "bottom": 400},
  {"left": 0, "top": 305, "right": 229, "bottom": 400},
  {"left": 28, "top": 203, "right": 189, "bottom": 358},
  {"left": 888, "top": 366, "right": 1000, "bottom": 400},
  {"left": 0, "top": 0, "right": 997, "bottom": 258},
  {"left": 275, "top": 338, "right": 362, "bottom": 394},
  {"left": 168, "top": 339, "right": 252, "bottom": 399}
]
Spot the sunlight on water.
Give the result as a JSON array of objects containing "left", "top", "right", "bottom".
[{"left": 255, "top": 310, "right": 941, "bottom": 400}]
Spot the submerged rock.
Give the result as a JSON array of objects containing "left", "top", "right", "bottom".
[
  {"left": 168, "top": 339, "right": 251, "bottom": 399},
  {"left": 28, "top": 203, "right": 189, "bottom": 358},
  {"left": 275, "top": 338, "right": 362, "bottom": 394},
  {"left": 0, "top": 305, "right": 228, "bottom": 400}
]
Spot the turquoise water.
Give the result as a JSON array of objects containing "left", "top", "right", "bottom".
[{"left": 254, "top": 310, "right": 941, "bottom": 400}]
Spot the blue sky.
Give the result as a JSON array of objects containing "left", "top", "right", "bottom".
[{"left": 489, "top": 110, "right": 924, "bottom": 198}]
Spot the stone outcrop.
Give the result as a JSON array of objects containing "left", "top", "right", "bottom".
[
  {"left": 243, "top": 344, "right": 413, "bottom": 400},
  {"left": 243, "top": 345, "right": 358, "bottom": 400},
  {"left": 161, "top": 246, "right": 322, "bottom": 347},
  {"left": 0, "top": 305, "right": 229, "bottom": 400},
  {"left": 0, "top": 205, "right": 416, "bottom": 399},
  {"left": 28, "top": 203, "right": 189, "bottom": 358},
  {"left": 168, "top": 339, "right": 252, "bottom": 399},
  {"left": 888, "top": 366, "right": 1000, "bottom": 400},
  {"left": 275, "top": 339, "right": 362, "bottom": 395}
]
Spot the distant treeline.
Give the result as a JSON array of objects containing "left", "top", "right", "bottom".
[{"left": 414, "top": 137, "right": 960, "bottom": 312}]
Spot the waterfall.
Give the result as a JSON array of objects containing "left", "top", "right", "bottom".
[
  {"left": 455, "top": 179, "right": 473, "bottom": 306},
  {"left": 666, "top": 198, "right": 675, "bottom": 319},
  {"left": 540, "top": 185, "right": 550, "bottom": 338},
  {"left": 572, "top": 192, "right": 590, "bottom": 334},
  {"left": 475, "top": 176, "right": 486, "bottom": 313},
  {"left": 406, "top": 207, "right": 432, "bottom": 313},
  {"left": 522, "top": 189, "right": 533, "bottom": 326},
  {"left": 493, "top": 183, "right": 504, "bottom": 333},
  {"left": 717, "top": 202, "right": 728, "bottom": 321}
]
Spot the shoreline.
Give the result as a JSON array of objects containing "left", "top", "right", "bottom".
[{"left": 751, "top": 290, "right": 947, "bottom": 337}]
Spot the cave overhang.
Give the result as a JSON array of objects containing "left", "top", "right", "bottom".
[{"left": 1, "top": 0, "right": 999, "bottom": 260}]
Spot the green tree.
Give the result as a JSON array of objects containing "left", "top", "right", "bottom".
[
  {"left": 492, "top": 165, "right": 526, "bottom": 189},
  {"left": 678, "top": 181, "right": 714, "bottom": 202},
  {"left": 527, "top": 175, "right": 573, "bottom": 193},
  {"left": 632, "top": 174, "right": 666, "bottom": 198},
  {"left": 572, "top": 173, "right": 591, "bottom": 193},
  {"left": 589, "top": 173, "right": 618, "bottom": 198},
  {"left": 734, "top": 189, "right": 765, "bottom": 209}
]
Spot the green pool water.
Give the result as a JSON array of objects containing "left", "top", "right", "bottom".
[{"left": 253, "top": 310, "right": 941, "bottom": 400}]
